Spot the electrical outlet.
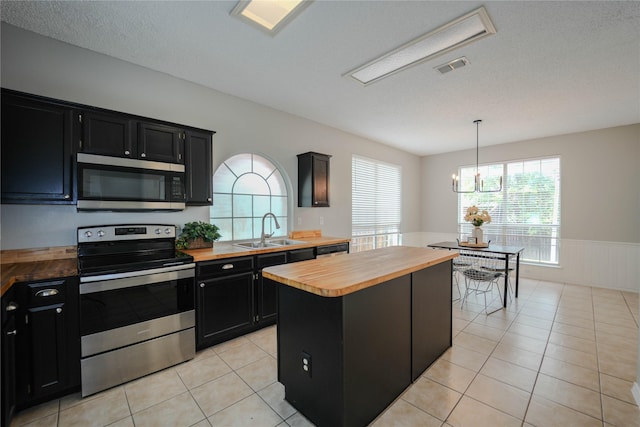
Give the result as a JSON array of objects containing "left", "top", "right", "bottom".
[
  {"left": 297, "top": 216, "right": 302, "bottom": 225},
  {"left": 319, "top": 216, "right": 324, "bottom": 225},
  {"left": 302, "top": 351, "right": 312, "bottom": 378}
]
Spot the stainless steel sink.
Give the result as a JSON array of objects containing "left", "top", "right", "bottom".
[{"left": 233, "top": 239, "right": 306, "bottom": 249}]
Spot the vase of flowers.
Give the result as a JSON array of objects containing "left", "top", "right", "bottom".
[{"left": 464, "top": 205, "right": 491, "bottom": 243}]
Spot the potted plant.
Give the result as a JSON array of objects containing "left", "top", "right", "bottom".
[{"left": 176, "top": 221, "right": 221, "bottom": 250}]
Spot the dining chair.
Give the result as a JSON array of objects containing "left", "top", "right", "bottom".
[{"left": 460, "top": 254, "right": 504, "bottom": 314}]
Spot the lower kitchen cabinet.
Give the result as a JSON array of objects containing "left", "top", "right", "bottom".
[
  {"left": 2, "top": 286, "right": 18, "bottom": 427},
  {"left": 256, "top": 252, "right": 288, "bottom": 326},
  {"left": 14, "top": 277, "right": 80, "bottom": 409}
]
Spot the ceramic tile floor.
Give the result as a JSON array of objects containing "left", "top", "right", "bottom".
[{"left": 10, "top": 278, "right": 640, "bottom": 427}]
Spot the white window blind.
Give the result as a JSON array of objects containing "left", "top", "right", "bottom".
[
  {"left": 458, "top": 157, "right": 561, "bottom": 265},
  {"left": 352, "top": 155, "right": 401, "bottom": 252}
]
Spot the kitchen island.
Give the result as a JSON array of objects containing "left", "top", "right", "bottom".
[{"left": 262, "top": 246, "right": 457, "bottom": 427}]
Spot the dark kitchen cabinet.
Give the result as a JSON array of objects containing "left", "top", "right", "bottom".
[
  {"left": 196, "top": 257, "right": 255, "bottom": 349},
  {"left": 1, "top": 90, "right": 74, "bottom": 204},
  {"left": 14, "top": 277, "right": 80, "bottom": 407},
  {"left": 185, "top": 130, "right": 213, "bottom": 205},
  {"left": 2, "top": 287, "right": 18, "bottom": 427},
  {"left": 298, "top": 152, "right": 331, "bottom": 207},
  {"left": 137, "top": 122, "right": 184, "bottom": 164},
  {"left": 256, "top": 252, "right": 288, "bottom": 325},
  {"left": 80, "top": 111, "right": 135, "bottom": 158}
]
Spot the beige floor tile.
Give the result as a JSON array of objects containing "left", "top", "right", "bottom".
[
  {"left": 554, "top": 312, "right": 594, "bottom": 328},
  {"left": 132, "top": 392, "right": 205, "bottom": 427},
  {"left": 372, "top": 398, "right": 442, "bottom": 427},
  {"left": 513, "top": 313, "right": 553, "bottom": 330},
  {"left": 480, "top": 356, "right": 538, "bottom": 392},
  {"left": 10, "top": 399, "right": 59, "bottom": 426},
  {"left": 500, "top": 331, "right": 547, "bottom": 354},
  {"left": 595, "top": 321, "right": 639, "bottom": 340},
  {"left": 441, "top": 345, "right": 489, "bottom": 372},
  {"left": 217, "top": 341, "right": 270, "bottom": 370},
  {"left": 539, "top": 356, "right": 599, "bottom": 391},
  {"left": 446, "top": 396, "right": 521, "bottom": 427},
  {"left": 524, "top": 396, "right": 602, "bottom": 427},
  {"left": 602, "top": 395, "right": 640, "bottom": 426},
  {"left": 518, "top": 306, "right": 556, "bottom": 321},
  {"left": 124, "top": 369, "right": 187, "bottom": 414},
  {"left": 508, "top": 322, "right": 551, "bottom": 342},
  {"left": 58, "top": 387, "right": 130, "bottom": 427},
  {"left": 106, "top": 416, "right": 135, "bottom": 427},
  {"left": 10, "top": 412, "right": 57, "bottom": 427},
  {"left": 284, "top": 412, "right": 315, "bottom": 427},
  {"left": 551, "top": 322, "right": 595, "bottom": 341},
  {"left": 547, "top": 331, "right": 597, "bottom": 354},
  {"left": 212, "top": 335, "right": 252, "bottom": 354},
  {"left": 465, "top": 374, "right": 530, "bottom": 420},
  {"left": 246, "top": 325, "right": 278, "bottom": 356},
  {"left": 600, "top": 373, "right": 637, "bottom": 405},
  {"left": 462, "top": 322, "right": 505, "bottom": 342},
  {"left": 235, "top": 355, "right": 278, "bottom": 392},
  {"left": 596, "top": 333, "right": 638, "bottom": 354},
  {"left": 207, "top": 394, "right": 283, "bottom": 427},
  {"left": 401, "top": 377, "right": 462, "bottom": 421},
  {"left": 424, "top": 358, "right": 477, "bottom": 393},
  {"left": 492, "top": 342, "right": 544, "bottom": 371},
  {"left": 191, "top": 372, "right": 254, "bottom": 417},
  {"left": 452, "top": 331, "right": 498, "bottom": 355},
  {"left": 598, "top": 353, "right": 637, "bottom": 382},
  {"left": 544, "top": 342, "right": 598, "bottom": 371},
  {"left": 533, "top": 374, "right": 602, "bottom": 420},
  {"left": 257, "top": 382, "right": 297, "bottom": 420},
  {"left": 176, "top": 353, "right": 232, "bottom": 389}
]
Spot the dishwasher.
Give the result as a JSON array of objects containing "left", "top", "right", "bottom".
[{"left": 316, "top": 243, "right": 349, "bottom": 258}]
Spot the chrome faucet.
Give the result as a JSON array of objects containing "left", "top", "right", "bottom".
[{"left": 260, "top": 212, "right": 280, "bottom": 246}]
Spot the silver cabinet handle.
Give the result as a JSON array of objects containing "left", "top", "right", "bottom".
[
  {"left": 6, "top": 302, "right": 18, "bottom": 312},
  {"left": 6, "top": 330, "right": 17, "bottom": 336},
  {"left": 140, "top": 153, "right": 146, "bottom": 158},
  {"left": 35, "top": 289, "right": 59, "bottom": 298},
  {"left": 207, "top": 197, "right": 212, "bottom": 202},
  {"left": 222, "top": 264, "right": 234, "bottom": 270},
  {"left": 124, "top": 150, "right": 130, "bottom": 155},
  {"left": 56, "top": 307, "right": 62, "bottom": 314},
  {"left": 64, "top": 194, "right": 71, "bottom": 199},
  {"left": 199, "top": 283, "right": 205, "bottom": 288}
]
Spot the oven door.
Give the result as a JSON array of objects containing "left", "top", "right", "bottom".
[
  {"left": 77, "top": 153, "right": 185, "bottom": 211},
  {"left": 79, "top": 266, "right": 195, "bottom": 357}
]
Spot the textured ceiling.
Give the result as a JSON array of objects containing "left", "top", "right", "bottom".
[{"left": 1, "top": 1, "right": 639, "bottom": 156}]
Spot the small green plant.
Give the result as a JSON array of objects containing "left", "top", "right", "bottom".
[{"left": 176, "top": 221, "right": 221, "bottom": 249}]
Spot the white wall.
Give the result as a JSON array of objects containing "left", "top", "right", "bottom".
[
  {"left": 420, "top": 124, "right": 640, "bottom": 292},
  {"left": 0, "top": 24, "right": 421, "bottom": 249}
]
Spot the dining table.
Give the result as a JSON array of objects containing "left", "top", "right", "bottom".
[{"left": 427, "top": 241, "right": 525, "bottom": 308}]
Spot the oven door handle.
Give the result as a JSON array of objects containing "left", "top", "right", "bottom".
[
  {"left": 80, "top": 263, "right": 196, "bottom": 284},
  {"left": 80, "top": 264, "right": 195, "bottom": 295}
]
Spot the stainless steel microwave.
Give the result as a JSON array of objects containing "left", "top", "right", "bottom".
[{"left": 77, "top": 153, "right": 186, "bottom": 211}]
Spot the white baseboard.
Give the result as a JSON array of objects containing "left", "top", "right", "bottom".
[{"left": 632, "top": 382, "right": 640, "bottom": 408}]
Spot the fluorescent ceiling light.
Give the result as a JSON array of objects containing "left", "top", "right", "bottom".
[
  {"left": 231, "top": 0, "right": 312, "bottom": 35},
  {"left": 347, "top": 7, "right": 496, "bottom": 85}
]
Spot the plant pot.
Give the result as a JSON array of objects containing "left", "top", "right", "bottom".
[{"left": 188, "top": 238, "right": 213, "bottom": 249}]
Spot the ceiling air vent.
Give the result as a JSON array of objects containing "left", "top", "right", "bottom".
[{"left": 435, "top": 57, "right": 469, "bottom": 74}]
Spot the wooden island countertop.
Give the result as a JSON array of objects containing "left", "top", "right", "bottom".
[{"left": 262, "top": 245, "right": 457, "bottom": 297}]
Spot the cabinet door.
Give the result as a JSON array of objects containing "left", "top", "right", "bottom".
[
  {"left": 197, "top": 272, "right": 254, "bottom": 348},
  {"left": 138, "top": 122, "right": 183, "bottom": 163},
  {"left": 1, "top": 91, "right": 74, "bottom": 204},
  {"left": 185, "top": 130, "right": 213, "bottom": 205},
  {"left": 81, "top": 111, "right": 135, "bottom": 158},
  {"left": 312, "top": 155, "right": 330, "bottom": 207},
  {"left": 256, "top": 252, "right": 288, "bottom": 324},
  {"left": 297, "top": 152, "right": 331, "bottom": 207},
  {"left": 26, "top": 303, "right": 68, "bottom": 399},
  {"left": 2, "top": 291, "right": 17, "bottom": 427}
]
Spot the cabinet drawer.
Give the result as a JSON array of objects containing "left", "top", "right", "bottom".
[
  {"left": 288, "top": 248, "right": 316, "bottom": 263},
  {"left": 197, "top": 257, "right": 254, "bottom": 279},
  {"left": 25, "top": 279, "right": 67, "bottom": 307},
  {"left": 256, "top": 252, "right": 288, "bottom": 270}
]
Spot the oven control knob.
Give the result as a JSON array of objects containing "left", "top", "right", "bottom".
[
  {"left": 84, "top": 231, "right": 93, "bottom": 238},
  {"left": 155, "top": 228, "right": 162, "bottom": 235},
  {"left": 97, "top": 230, "right": 105, "bottom": 237},
  {"left": 165, "top": 228, "right": 172, "bottom": 235}
]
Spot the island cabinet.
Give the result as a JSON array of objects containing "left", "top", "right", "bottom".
[{"left": 263, "top": 246, "right": 455, "bottom": 427}]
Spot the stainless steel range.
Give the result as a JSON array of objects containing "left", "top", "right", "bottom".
[{"left": 77, "top": 224, "right": 195, "bottom": 396}]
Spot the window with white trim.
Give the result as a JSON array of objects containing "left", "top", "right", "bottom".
[
  {"left": 210, "top": 153, "right": 288, "bottom": 241},
  {"left": 352, "top": 155, "right": 401, "bottom": 252},
  {"left": 457, "top": 157, "right": 561, "bottom": 265}
]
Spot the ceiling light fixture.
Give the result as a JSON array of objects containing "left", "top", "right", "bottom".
[
  {"left": 231, "top": 0, "right": 313, "bottom": 35},
  {"left": 347, "top": 6, "right": 496, "bottom": 85},
  {"left": 452, "top": 120, "right": 503, "bottom": 193}
]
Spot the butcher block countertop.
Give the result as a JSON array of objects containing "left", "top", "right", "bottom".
[
  {"left": 183, "top": 236, "right": 350, "bottom": 262},
  {"left": 1, "top": 246, "right": 77, "bottom": 297},
  {"left": 262, "top": 246, "right": 457, "bottom": 297}
]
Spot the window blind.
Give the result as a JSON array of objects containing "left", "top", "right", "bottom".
[
  {"left": 352, "top": 155, "right": 401, "bottom": 252},
  {"left": 458, "top": 157, "right": 560, "bottom": 265}
]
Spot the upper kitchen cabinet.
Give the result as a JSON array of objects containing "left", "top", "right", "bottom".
[
  {"left": 80, "top": 111, "right": 184, "bottom": 164},
  {"left": 297, "top": 152, "right": 331, "bottom": 207},
  {"left": 1, "top": 90, "right": 74, "bottom": 204},
  {"left": 185, "top": 130, "right": 213, "bottom": 205}
]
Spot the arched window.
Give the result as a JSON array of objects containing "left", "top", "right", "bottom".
[{"left": 210, "top": 153, "right": 288, "bottom": 241}]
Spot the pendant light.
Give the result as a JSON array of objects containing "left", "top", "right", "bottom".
[{"left": 452, "top": 119, "right": 503, "bottom": 193}]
